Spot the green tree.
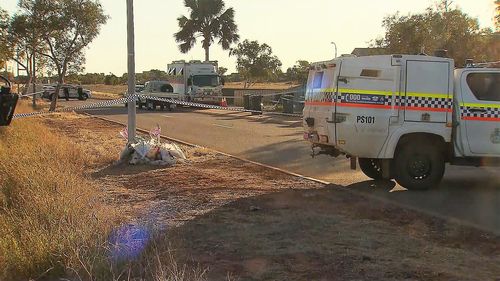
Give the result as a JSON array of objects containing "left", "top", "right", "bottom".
[
  {"left": 104, "top": 73, "right": 119, "bottom": 85},
  {"left": 286, "top": 60, "right": 310, "bottom": 84},
  {"left": 495, "top": 0, "right": 500, "bottom": 31},
  {"left": 9, "top": 12, "right": 49, "bottom": 94},
  {"left": 0, "top": 8, "right": 12, "bottom": 67},
  {"left": 373, "top": 1, "right": 495, "bottom": 66},
  {"left": 17, "top": 0, "right": 108, "bottom": 110},
  {"left": 218, "top": 66, "right": 228, "bottom": 76},
  {"left": 230, "top": 39, "right": 282, "bottom": 87},
  {"left": 174, "top": 0, "right": 239, "bottom": 61}
]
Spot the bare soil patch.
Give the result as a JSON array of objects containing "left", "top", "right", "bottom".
[
  {"left": 83, "top": 84, "right": 127, "bottom": 100},
  {"left": 43, "top": 114, "right": 500, "bottom": 281}
]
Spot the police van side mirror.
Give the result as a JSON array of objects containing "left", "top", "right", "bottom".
[{"left": 0, "top": 76, "right": 19, "bottom": 127}]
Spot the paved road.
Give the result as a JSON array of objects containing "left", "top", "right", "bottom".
[{"left": 65, "top": 100, "right": 499, "bottom": 234}]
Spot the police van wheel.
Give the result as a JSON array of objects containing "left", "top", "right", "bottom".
[
  {"left": 394, "top": 142, "right": 445, "bottom": 190},
  {"left": 358, "top": 158, "right": 384, "bottom": 180}
]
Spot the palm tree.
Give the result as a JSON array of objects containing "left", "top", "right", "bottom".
[{"left": 174, "top": 0, "right": 239, "bottom": 61}]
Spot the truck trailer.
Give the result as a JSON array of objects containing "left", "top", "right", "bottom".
[{"left": 303, "top": 55, "right": 500, "bottom": 190}]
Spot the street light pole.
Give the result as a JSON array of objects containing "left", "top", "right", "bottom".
[
  {"left": 331, "top": 41, "right": 338, "bottom": 58},
  {"left": 126, "top": 0, "right": 136, "bottom": 143}
]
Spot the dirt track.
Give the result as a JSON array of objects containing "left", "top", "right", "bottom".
[{"left": 43, "top": 114, "right": 500, "bottom": 281}]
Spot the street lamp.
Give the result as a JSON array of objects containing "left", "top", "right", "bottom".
[{"left": 331, "top": 41, "right": 338, "bottom": 58}]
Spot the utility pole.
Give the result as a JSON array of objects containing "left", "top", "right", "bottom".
[
  {"left": 441, "top": 0, "right": 453, "bottom": 12},
  {"left": 16, "top": 51, "right": 21, "bottom": 95},
  {"left": 32, "top": 0, "right": 37, "bottom": 107},
  {"left": 32, "top": 53, "right": 36, "bottom": 106},
  {"left": 127, "top": 0, "right": 136, "bottom": 143}
]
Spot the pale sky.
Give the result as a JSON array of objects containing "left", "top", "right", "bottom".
[{"left": 2, "top": 0, "right": 497, "bottom": 75}]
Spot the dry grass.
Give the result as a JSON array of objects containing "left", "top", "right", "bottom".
[
  {"left": 0, "top": 103, "right": 121, "bottom": 280},
  {"left": 0, "top": 104, "right": 226, "bottom": 280}
]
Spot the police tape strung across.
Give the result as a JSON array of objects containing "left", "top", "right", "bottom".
[
  {"left": 11, "top": 94, "right": 303, "bottom": 119},
  {"left": 139, "top": 95, "right": 303, "bottom": 117},
  {"left": 20, "top": 91, "right": 45, "bottom": 98},
  {"left": 12, "top": 95, "right": 138, "bottom": 119}
]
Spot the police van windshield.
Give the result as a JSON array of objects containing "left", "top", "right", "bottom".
[{"left": 193, "top": 75, "right": 220, "bottom": 87}]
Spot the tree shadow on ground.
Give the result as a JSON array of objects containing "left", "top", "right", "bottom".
[
  {"left": 345, "top": 167, "right": 500, "bottom": 235},
  {"left": 163, "top": 186, "right": 499, "bottom": 281},
  {"left": 92, "top": 161, "right": 169, "bottom": 178}
]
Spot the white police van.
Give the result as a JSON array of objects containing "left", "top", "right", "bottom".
[{"left": 303, "top": 55, "right": 500, "bottom": 190}]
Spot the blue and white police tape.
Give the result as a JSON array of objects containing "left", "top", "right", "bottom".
[
  {"left": 140, "top": 95, "right": 303, "bottom": 117},
  {"left": 12, "top": 94, "right": 302, "bottom": 120},
  {"left": 12, "top": 95, "right": 139, "bottom": 119},
  {"left": 20, "top": 91, "right": 45, "bottom": 98}
]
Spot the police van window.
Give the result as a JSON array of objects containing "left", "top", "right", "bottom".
[
  {"left": 466, "top": 73, "right": 500, "bottom": 102},
  {"left": 160, "top": 84, "right": 173, "bottom": 93},
  {"left": 360, "top": 69, "right": 380, "bottom": 78},
  {"left": 313, "top": 72, "right": 324, "bottom": 89}
]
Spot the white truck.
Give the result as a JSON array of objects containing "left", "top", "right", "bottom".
[
  {"left": 303, "top": 55, "right": 500, "bottom": 190},
  {"left": 167, "top": 60, "right": 224, "bottom": 103},
  {"left": 137, "top": 80, "right": 177, "bottom": 110}
]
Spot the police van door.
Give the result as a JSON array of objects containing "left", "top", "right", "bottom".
[
  {"left": 335, "top": 58, "right": 398, "bottom": 158},
  {"left": 404, "top": 60, "right": 452, "bottom": 123},
  {"left": 459, "top": 71, "right": 500, "bottom": 156},
  {"left": 304, "top": 62, "right": 338, "bottom": 145}
]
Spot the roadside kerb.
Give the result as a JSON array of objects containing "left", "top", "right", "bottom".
[{"left": 82, "top": 113, "right": 499, "bottom": 235}]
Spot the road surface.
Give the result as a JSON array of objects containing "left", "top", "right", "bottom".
[{"left": 63, "top": 100, "right": 499, "bottom": 234}]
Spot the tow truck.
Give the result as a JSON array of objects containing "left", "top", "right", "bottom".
[{"left": 303, "top": 55, "right": 500, "bottom": 190}]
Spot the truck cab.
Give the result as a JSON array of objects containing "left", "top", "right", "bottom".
[
  {"left": 303, "top": 55, "right": 499, "bottom": 190},
  {"left": 453, "top": 68, "right": 500, "bottom": 159},
  {"left": 188, "top": 73, "right": 224, "bottom": 103},
  {"left": 167, "top": 60, "right": 224, "bottom": 103}
]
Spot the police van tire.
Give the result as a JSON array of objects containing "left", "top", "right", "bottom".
[
  {"left": 358, "top": 158, "right": 384, "bottom": 180},
  {"left": 394, "top": 142, "right": 445, "bottom": 190}
]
